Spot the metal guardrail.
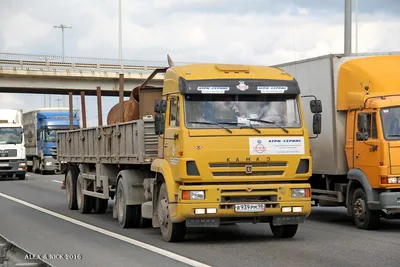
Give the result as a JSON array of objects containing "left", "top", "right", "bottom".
[
  {"left": 0, "top": 234, "right": 53, "bottom": 267},
  {"left": 0, "top": 52, "right": 195, "bottom": 74}
]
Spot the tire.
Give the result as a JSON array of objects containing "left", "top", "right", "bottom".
[
  {"left": 66, "top": 168, "right": 78, "bottom": 210},
  {"left": 93, "top": 198, "right": 108, "bottom": 214},
  {"left": 116, "top": 179, "right": 150, "bottom": 228},
  {"left": 17, "top": 174, "right": 26, "bottom": 180},
  {"left": 76, "top": 173, "right": 93, "bottom": 214},
  {"left": 157, "top": 183, "right": 186, "bottom": 242},
  {"left": 270, "top": 223, "right": 298, "bottom": 238},
  {"left": 17, "top": 174, "right": 25, "bottom": 180},
  {"left": 352, "top": 188, "right": 380, "bottom": 230}
]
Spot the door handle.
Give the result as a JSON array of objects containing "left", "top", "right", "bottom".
[{"left": 356, "top": 154, "right": 360, "bottom": 159}]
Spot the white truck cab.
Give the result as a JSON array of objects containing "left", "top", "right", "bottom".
[{"left": 0, "top": 109, "right": 27, "bottom": 180}]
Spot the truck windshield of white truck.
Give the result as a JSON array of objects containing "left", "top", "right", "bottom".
[
  {"left": 183, "top": 94, "right": 301, "bottom": 129},
  {"left": 0, "top": 127, "right": 23, "bottom": 144}
]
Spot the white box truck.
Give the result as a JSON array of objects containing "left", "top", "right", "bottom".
[
  {"left": 273, "top": 52, "right": 400, "bottom": 230},
  {"left": 0, "top": 109, "right": 27, "bottom": 180}
]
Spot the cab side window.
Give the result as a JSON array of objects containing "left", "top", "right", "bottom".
[
  {"left": 169, "top": 98, "right": 180, "bottom": 127},
  {"left": 357, "top": 112, "right": 378, "bottom": 139}
]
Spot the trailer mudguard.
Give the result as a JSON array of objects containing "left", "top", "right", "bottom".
[
  {"left": 151, "top": 158, "right": 179, "bottom": 202},
  {"left": 346, "top": 168, "right": 381, "bottom": 211},
  {"left": 116, "top": 169, "right": 147, "bottom": 205}
]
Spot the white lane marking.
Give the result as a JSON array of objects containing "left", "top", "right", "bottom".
[
  {"left": 0, "top": 192, "right": 210, "bottom": 267},
  {"left": 52, "top": 180, "right": 63, "bottom": 184}
]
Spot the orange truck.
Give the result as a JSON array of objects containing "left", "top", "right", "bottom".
[{"left": 274, "top": 52, "right": 400, "bottom": 230}]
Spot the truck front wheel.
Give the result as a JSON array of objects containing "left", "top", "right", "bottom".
[
  {"left": 352, "top": 188, "right": 380, "bottom": 230},
  {"left": 157, "top": 183, "right": 186, "bottom": 242},
  {"left": 269, "top": 223, "right": 298, "bottom": 238}
]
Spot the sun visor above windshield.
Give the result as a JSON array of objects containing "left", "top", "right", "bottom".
[{"left": 179, "top": 77, "right": 301, "bottom": 95}]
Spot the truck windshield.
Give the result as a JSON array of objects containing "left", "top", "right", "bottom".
[
  {"left": 380, "top": 106, "right": 400, "bottom": 140},
  {"left": 44, "top": 129, "right": 59, "bottom": 142},
  {"left": 184, "top": 94, "right": 301, "bottom": 129},
  {"left": 0, "top": 127, "right": 23, "bottom": 144}
]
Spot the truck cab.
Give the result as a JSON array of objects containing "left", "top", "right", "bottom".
[
  {"left": 0, "top": 109, "right": 26, "bottom": 180},
  {"left": 23, "top": 108, "right": 80, "bottom": 174},
  {"left": 150, "top": 63, "right": 321, "bottom": 241},
  {"left": 335, "top": 55, "right": 400, "bottom": 229}
]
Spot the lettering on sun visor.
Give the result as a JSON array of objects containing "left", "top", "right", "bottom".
[
  {"left": 197, "top": 86, "right": 230, "bottom": 94},
  {"left": 257, "top": 86, "right": 288, "bottom": 94}
]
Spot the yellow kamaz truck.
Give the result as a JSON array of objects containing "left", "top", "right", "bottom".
[
  {"left": 57, "top": 58, "right": 320, "bottom": 242},
  {"left": 274, "top": 52, "right": 400, "bottom": 230}
]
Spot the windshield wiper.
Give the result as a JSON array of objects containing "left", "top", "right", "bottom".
[
  {"left": 387, "top": 134, "right": 400, "bottom": 137},
  {"left": 247, "top": 119, "right": 289, "bottom": 133},
  {"left": 6, "top": 142, "right": 17, "bottom": 145},
  {"left": 238, "top": 123, "right": 261, "bottom": 133},
  {"left": 188, "top": 121, "right": 232, "bottom": 133}
]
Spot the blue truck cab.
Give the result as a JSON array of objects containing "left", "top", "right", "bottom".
[{"left": 23, "top": 108, "right": 80, "bottom": 174}]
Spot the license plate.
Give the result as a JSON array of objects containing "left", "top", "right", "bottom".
[
  {"left": 0, "top": 163, "right": 9, "bottom": 167},
  {"left": 235, "top": 203, "right": 265, "bottom": 212}
]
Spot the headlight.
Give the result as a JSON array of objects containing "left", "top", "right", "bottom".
[
  {"left": 182, "top": 190, "right": 205, "bottom": 200},
  {"left": 291, "top": 188, "right": 310, "bottom": 198},
  {"left": 388, "top": 177, "right": 398, "bottom": 184},
  {"left": 46, "top": 162, "right": 52, "bottom": 166},
  {"left": 19, "top": 162, "right": 26, "bottom": 166}
]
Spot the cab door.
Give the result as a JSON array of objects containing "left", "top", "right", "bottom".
[
  {"left": 163, "top": 96, "right": 182, "bottom": 178},
  {"left": 353, "top": 111, "right": 381, "bottom": 188}
]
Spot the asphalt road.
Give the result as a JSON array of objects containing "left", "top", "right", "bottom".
[{"left": 1, "top": 173, "right": 400, "bottom": 267}]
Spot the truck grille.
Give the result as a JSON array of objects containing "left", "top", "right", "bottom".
[
  {"left": 209, "top": 161, "right": 286, "bottom": 177},
  {"left": 48, "top": 147, "right": 57, "bottom": 159}
]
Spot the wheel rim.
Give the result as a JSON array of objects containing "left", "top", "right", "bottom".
[
  {"left": 353, "top": 197, "right": 366, "bottom": 221},
  {"left": 76, "top": 177, "right": 82, "bottom": 208},
  {"left": 158, "top": 195, "right": 169, "bottom": 235},
  {"left": 117, "top": 188, "right": 124, "bottom": 223},
  {"left": 66, "top": 176, "right": 71, "bottom": 204}
]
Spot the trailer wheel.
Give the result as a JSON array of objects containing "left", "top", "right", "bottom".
[
  {"left": 352, "top": 188, "right": 380, "bottom": 230},
  {"left": 269, "top": 223, "right": 298, "bottom": 238},
  {"left": 157, "top": 183, "right": 186, "bottom": 242},
  {"left": 66, "top": 168, "right": 78, "bottom": 210},
  {"left": 93, "top": 198, "right": 108, "bottom": 214},
  {"left": 116, "top": 179, "right": 150, "bottom": 228},
  {"left": 76, "top": 173, "right": 93, "bottom": 214}
]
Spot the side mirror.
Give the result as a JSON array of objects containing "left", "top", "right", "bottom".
[
  {"left": 312, "top": 113, "right": 322, "bottom": 135},
  {"left": 357, "top": 113, "right": 368, "bottom": 132},
  {"left": 310, "top": 100, "right": 322, "bottom": 114},
  {"left": 154, "top": 114, "right": 165, "bottom": 135},
  {"left": 154, "top": 100, "right": 167, "bottom": 113},
  {"left": 356, "top": 131, "right": 369, "bottom": 141}
]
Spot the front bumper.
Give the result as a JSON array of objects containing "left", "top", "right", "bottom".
[
  {"left": 169, "top": 183, "right": 312, "bottom": 226},
  {"left": 0, "top": 160, "right": 27, "bottom": 176},
  {"left": 379, "top": 191, "right": 400, "bottom": 210},
  {"left": 42, "top": 156, "right": 60, "bottom": 171}
]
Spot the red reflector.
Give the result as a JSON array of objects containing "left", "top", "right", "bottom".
[{"left": 381, "top": 177, "right": 388, "bottom": 184}]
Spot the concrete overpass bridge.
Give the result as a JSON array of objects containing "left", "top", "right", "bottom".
[{"left": 0, "top": 52, "right": 190, "bottom": 97}]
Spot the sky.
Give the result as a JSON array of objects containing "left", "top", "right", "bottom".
[{"left": 0, "top": 0, "right": 399, "bottom": 126}]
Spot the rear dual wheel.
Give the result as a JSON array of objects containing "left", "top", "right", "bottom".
[
  {"left": 76, "top": 173, "right": 93, "bottom": 214},
  {"left": 116, "top": 178, "right": 151, "bottom": 228}
]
